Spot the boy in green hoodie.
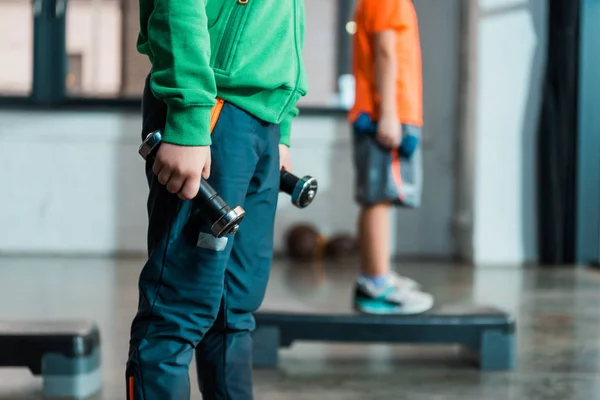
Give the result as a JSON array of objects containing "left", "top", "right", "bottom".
[{"left": 125, "top": 1, "right": 307, "bottom": 399}]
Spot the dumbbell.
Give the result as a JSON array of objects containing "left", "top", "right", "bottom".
[
  {"left": 139, "top": 131, "right": 245, "bottom": 238},
  {"left": 280, "top": 170, "right": 318, "bottom": 209},
  {"left": 354, "top": 113, "right": 419, "bottom": 159}
]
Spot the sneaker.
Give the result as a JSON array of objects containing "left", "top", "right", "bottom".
[{"left": 353, "top": 276, "right": 434, "bottom": 315}]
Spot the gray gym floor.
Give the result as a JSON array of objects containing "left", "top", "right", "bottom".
[{"left": 1, "top": 256, "right": 599, "bottom": 400}]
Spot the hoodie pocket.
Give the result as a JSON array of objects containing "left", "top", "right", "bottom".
[{"left": 213, "top": 0, "right": 251, "bottom": 73}]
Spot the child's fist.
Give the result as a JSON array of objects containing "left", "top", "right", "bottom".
[
  {"left": 152, "top": 143, "right": 212, "bottom": 200},
  {"left": 376, "top": 115, "right": 402, "bottom": 149}
]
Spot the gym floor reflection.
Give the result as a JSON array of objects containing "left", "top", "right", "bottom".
[{"left": 1, "top": 257, "right": 600, "bottom": 400}]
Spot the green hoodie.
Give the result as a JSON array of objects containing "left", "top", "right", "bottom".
[{"left": 137, "top": 0, "right": 308, "bottom": 147}]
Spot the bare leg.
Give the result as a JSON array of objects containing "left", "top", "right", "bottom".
[
  {"left": 358, "top": 202, "right": 392, "bottom": 277},
  {"left": 354, "top": 202, "right": 433, "bottom": 314}
]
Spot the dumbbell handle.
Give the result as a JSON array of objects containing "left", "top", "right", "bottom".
[
  {"left": 139, "top": 131, "right": 244, "bottom": 238},
  {"left": 280, "top": 170, "right": 300, "bottom": 194},
  {"left": 195, "top": 180, "right": 236, "bottom": 226}
]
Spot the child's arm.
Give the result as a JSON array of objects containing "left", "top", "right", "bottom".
[
  {"left": 141, "top": 0, "right": 215, "bottom": 200},
  {"left": 145, "top": 0, "right": 217, "bottom": 147},
  {"left": 374, "top": 30, "right": 401, "bottom": 149},
  {"left": 375, "top": 30, "right": 397, "bottom": 120}
]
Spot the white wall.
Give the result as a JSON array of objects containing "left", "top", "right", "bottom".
[
  {"left": 0, "top": 112, "right": 348, "bottom": 254},
  {"left": 300, "top": 0, "right": 339, "bottom": 107},
  {"left": 471, "top": 0, "right": 547, "bottom": 265},
  {"left": 0, "top": 110, "right": 455, "bottom": 258}
]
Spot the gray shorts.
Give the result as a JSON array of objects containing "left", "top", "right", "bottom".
[{"left": 352, "top": 124, "right": 423, "bottom": 208}]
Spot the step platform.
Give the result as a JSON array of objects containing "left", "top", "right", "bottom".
[
  {"left": 0, "top": 320, "right": 101, "bottom": 399},
  {"left": 252, "top": 305, "right": 515, "bottom": 371}
]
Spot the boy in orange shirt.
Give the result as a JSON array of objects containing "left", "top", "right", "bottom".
[{"left": 349, "top": 0, "right": 434, "bottom": 314}]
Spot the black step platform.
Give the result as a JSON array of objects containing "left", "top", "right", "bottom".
[
  {"left": 0, "top": 320, "right": 102, "bottom": 399},
  {"left": 252, "top": 305, "right": 515, "bottom": 371}
]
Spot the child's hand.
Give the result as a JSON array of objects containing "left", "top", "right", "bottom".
[
  {"left": 153, "top": 143, "right": 212, "bottom": 200},
  {"left": 376, "top": 114, "right": 402, "bottom": 149},
  {"left": 279, "top": 144, "right": 293, "bottom": 172}
]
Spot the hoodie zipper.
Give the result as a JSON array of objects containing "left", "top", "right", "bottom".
[{"left": 214, "top": 0, "right": 249, "bottom": 71}]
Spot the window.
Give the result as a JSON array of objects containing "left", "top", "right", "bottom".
[
  {"left": 67, "top": 53, "right": 84, "bottom": 94},
  {"left": 0, "top": 0, "right": 34, "bottom": 96},
  {"left": 63, "top": 0, "right": 149, "bottom": 98},
  {"left": 299, "top": 0, "right": 339, "bottom": 107},
  {"left": 65, "top": 0, "right": 123, "bottom": 97},
  {"left": 0, "top": 0, "right": 351, "bottom": 110}
]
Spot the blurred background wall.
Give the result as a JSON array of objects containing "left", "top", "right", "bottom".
[{"left": 0, "top": 0, "right": 547, "bottom": 266}]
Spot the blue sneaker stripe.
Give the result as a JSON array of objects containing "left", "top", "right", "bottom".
[
  {"left": 355, "top": 298, "right": 401, "bottom": 312},
  {"left": 376, "top": 285, "right": 397, "bottom": 301}
]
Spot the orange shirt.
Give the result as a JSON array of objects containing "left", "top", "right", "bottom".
[{"left": 349, "top": 0, "right": 423, "bottom": 127}]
